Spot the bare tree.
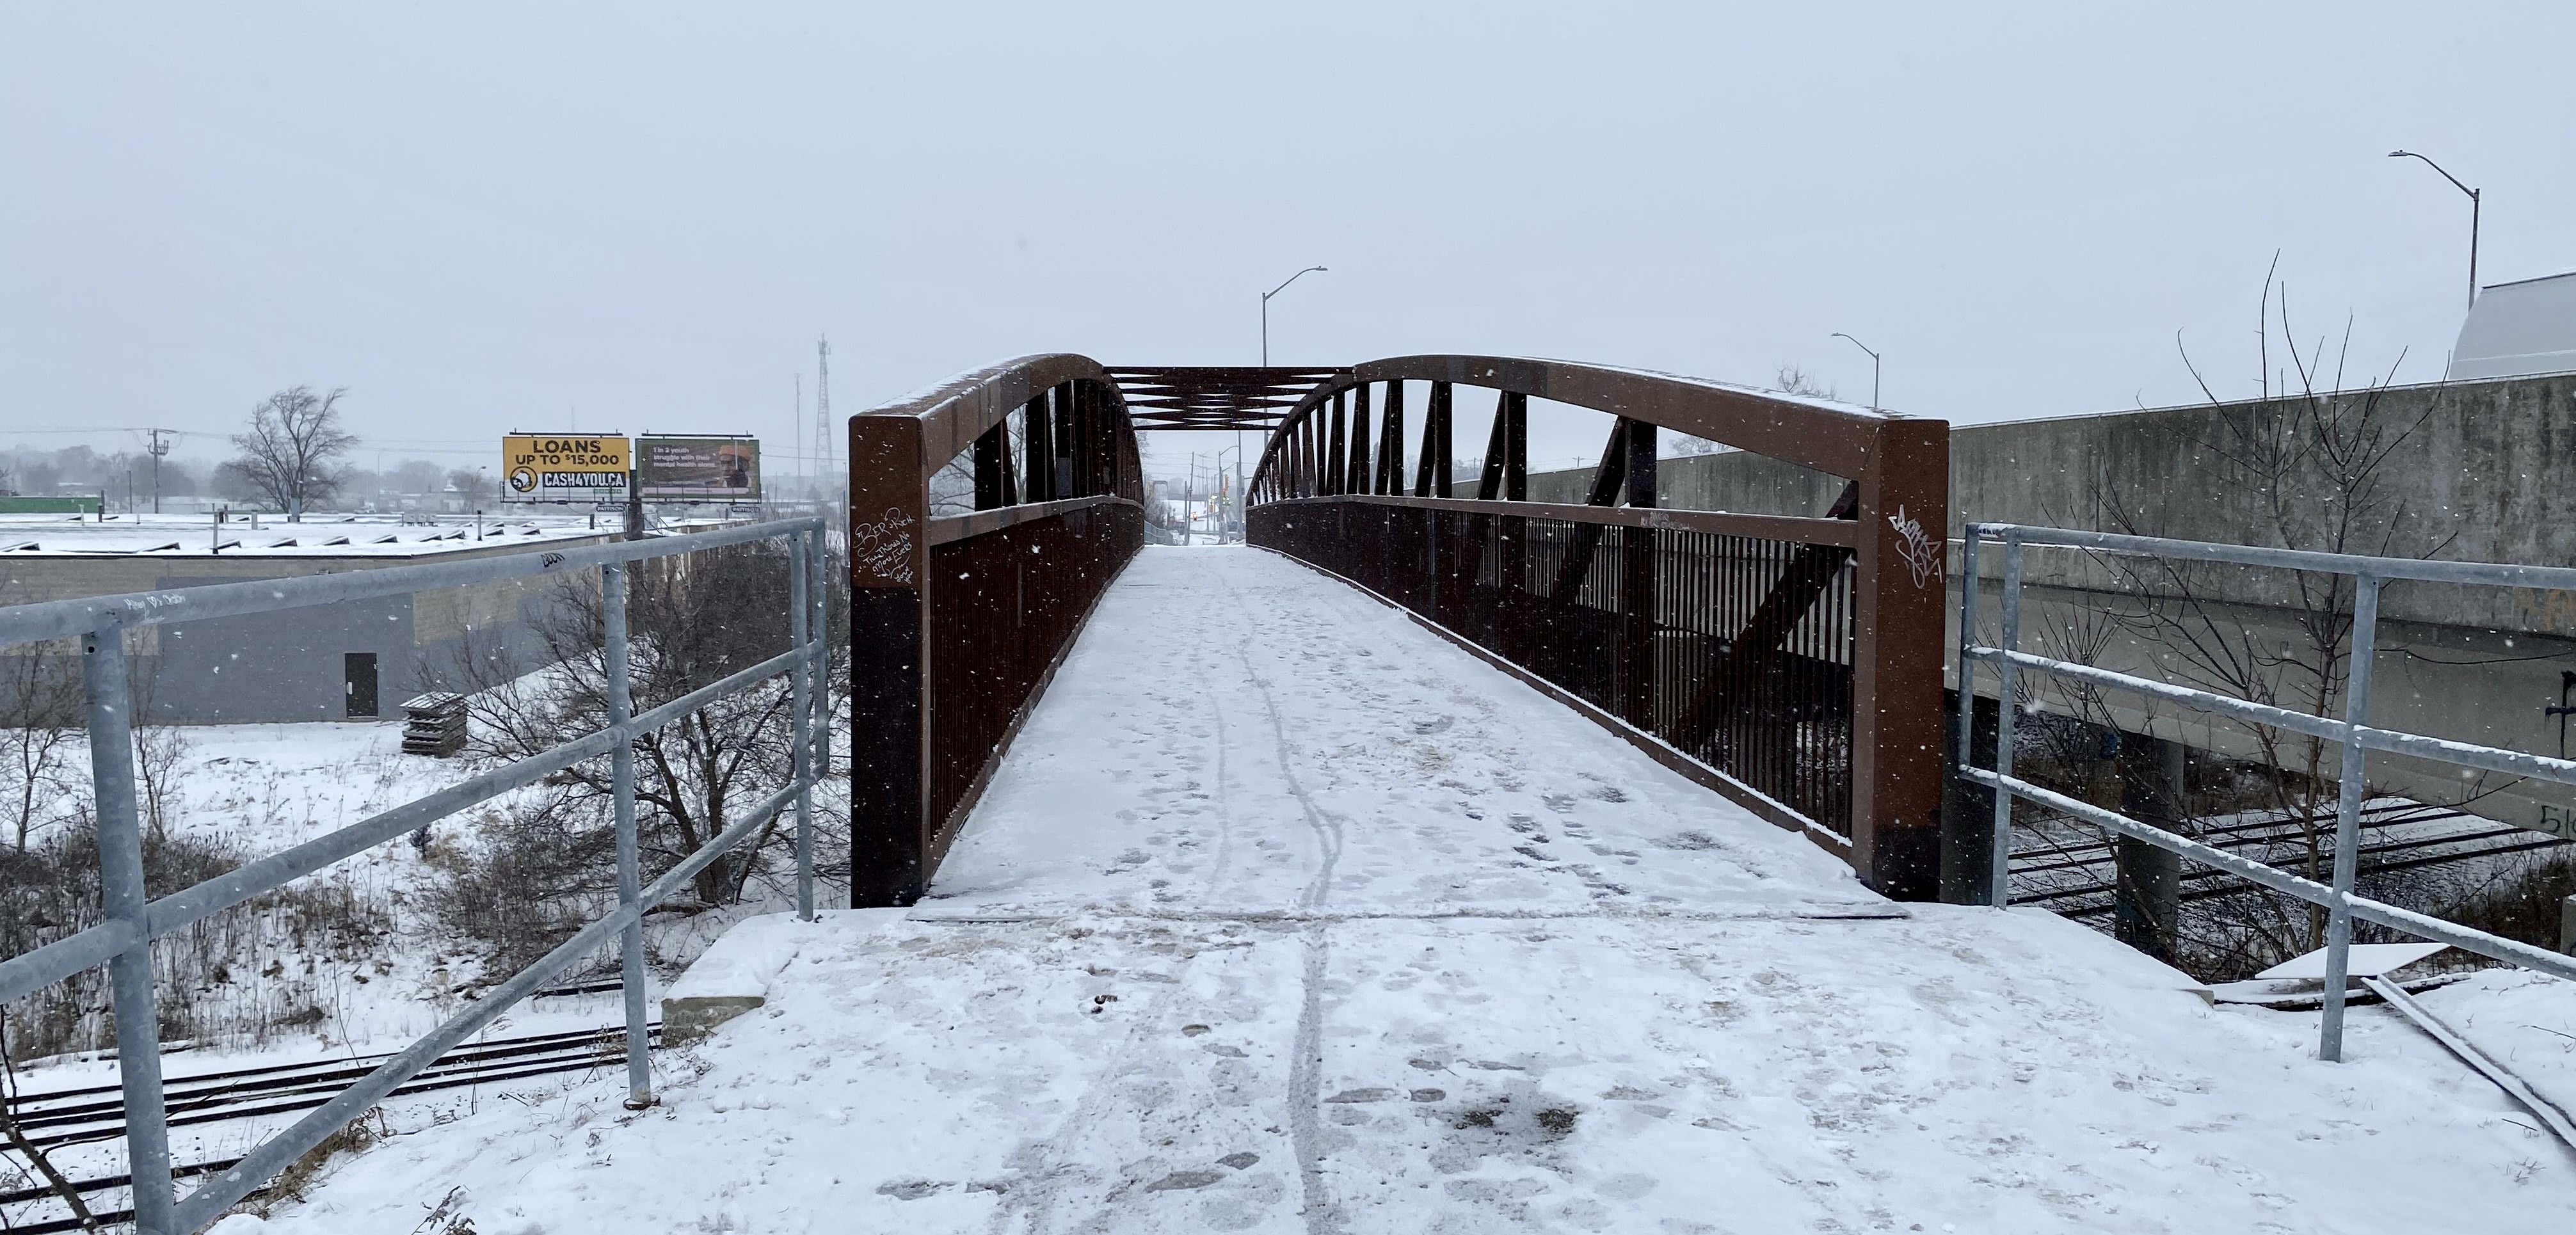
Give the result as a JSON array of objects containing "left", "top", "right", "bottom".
[
  {"left": 1773, "top": 364, "right": 1837, "bottom": 400},
  {"left": 2078, "top": 257, "right": 2457, "bottom": 973},
  {"left": 433, "top": 542, "right": 846, "bottom": 972},
  {"left": 1, "top": 649, "right": 84, "bottom": 853},
  {"left": 220, "top": 386, "right": 358, "bottom": 520},
  {"left": 445, "top": 467, "right": 494, "bottom": 506},
  {"left": 129, "top": 660, "right": 191, "bottom": 843}
]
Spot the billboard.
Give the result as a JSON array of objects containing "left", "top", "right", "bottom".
[
  {"left": 502, "top": 434, "right": 630, "bottom": 503},
  {"left": 637, "top": 436, "right": 762, "bottom": 500}
]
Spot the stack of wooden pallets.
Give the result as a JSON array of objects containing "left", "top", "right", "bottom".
[{"left": 401, "top": 692, "right": 467, "bottom": 757}]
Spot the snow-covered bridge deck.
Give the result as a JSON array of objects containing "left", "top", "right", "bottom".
[{"left": 260, "top": 546, "right": 2576, "bottom": 1234}]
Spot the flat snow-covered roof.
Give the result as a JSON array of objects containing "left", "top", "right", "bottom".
[
  {"left": 2449, "top": 269, "right": 2576, "bottom": 381},
  {"left": 0, "top": 513, "right": 611, "bottom": 558}
]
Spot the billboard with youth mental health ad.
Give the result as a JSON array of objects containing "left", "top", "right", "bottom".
[{"left": 637, "top": 436, "right": 761, "bottom": 500}]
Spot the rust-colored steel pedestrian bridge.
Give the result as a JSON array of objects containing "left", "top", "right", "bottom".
[{"left": 845, "top": 356, "right": 1951, "bottom": 905}]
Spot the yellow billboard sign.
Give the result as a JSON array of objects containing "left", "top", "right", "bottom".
[{"left": 502, "top": 434, "right": 630, "bottom": 503}]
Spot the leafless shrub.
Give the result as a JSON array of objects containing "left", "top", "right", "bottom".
[
  {"left": 0, "top": 824, "right": 392, "bottom": 1060},
  {"left": 2436, "top": 850, "right": 2576, "bottom": 953},
  {"left": 430, "top": 540, "right": 851, "bottom": 978}
]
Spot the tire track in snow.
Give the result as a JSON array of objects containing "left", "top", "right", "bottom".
[
  {"left": 1220, "top": 560, "right": 1347, "bottom": 1235},
  {"left": 1202, "top": 654, "right": 1237, "bottom": 900}
]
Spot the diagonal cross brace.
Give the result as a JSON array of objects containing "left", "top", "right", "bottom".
[{"left": 1666, "top": 481, "right": 1860, "bottom": 755}]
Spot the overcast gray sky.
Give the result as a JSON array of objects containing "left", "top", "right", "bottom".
[{"left": 5, "top": 2, "right": 2571, "bottom": 481}]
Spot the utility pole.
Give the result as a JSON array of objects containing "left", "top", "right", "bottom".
[{"left": 147, "top": 428, "right": 171, "bottom": 514}]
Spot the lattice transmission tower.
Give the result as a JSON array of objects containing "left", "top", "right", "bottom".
[{"left": 813, "top": 335, "right": 835, "bottom": 501}]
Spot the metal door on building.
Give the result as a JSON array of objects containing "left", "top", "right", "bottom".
[{"left": 344, "top": 652, "right": 378, "bottom": 719}]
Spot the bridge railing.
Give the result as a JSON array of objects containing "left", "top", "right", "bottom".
[
  {"left": 1245, "top": 357, "right": 1949, "bottom": 897},
  {"left": 846, "top": 355, "right": 1146, "bottom": 906},
  {"left": 1958, "top": 522, "right": 2576, "bottom": 1062},
  {"left": 0, "top": 517, "right": 829, "bottom": 1235}
]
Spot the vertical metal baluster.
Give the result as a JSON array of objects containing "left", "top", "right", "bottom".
[
  {"left": 604, "top": 562, "right": 651, "bottom": 1109},
  {"left": 789, "top": 534, "right": 815, "bottom": 922},
  {"left": 87, "top": 619, "right": 176, "bottom": 1235},
  {"left": 1988, "top": 532, "right": 2024, "bottom": 908},
  {"left": 1956, "top": 532, "right": 1983, "bottom": 903},
  {"left": 2319, "top": 575, "right": 2383, "bottom": 1062}
]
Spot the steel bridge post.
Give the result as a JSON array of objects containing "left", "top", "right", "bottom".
[
  {"left": 2319, "top": 575, "right": 2383, "bottom": 1062},
  {"left": 86, "top": 619, "right": 177, "bottom": 1235},
  {"left": 1849, "top": 419, "right": 1949, "bottom": 899},
  {"left": 848, "top": 413, "right": 931, "bottom": 906},
  {"left": 1620, "top": 420, "right": 1658, "bottom": 728},
  {"left": 603, "top": 561, "right": 652, "bottom": 1109}
]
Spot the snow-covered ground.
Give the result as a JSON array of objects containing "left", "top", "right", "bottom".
[
  {"left": 181, "top": 547, "right": 2576, "bottom": 1231},
  {"left": 3, "top": 717, "right": 772, "bottom": 1221}
]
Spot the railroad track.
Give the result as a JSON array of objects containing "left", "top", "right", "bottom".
[
  {"left": 2006, "top": 799, "right": 2566, "bottom": 914},
  {"left": 1, "top": 1023, "right": 659, "bottom": 1232}
]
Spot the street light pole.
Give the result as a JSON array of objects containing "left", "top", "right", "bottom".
[
  {"left": 2388, "top": 149, "right": 2481, "bottom": 309},
  {"left": 1254, "top": 264, "right": 1327, "bottom": 531},
  {"left": 1260, "top": 266, "right": 1328, "bottom": 368},
  {"left": 1214, "top": 443, "right": 1242, "bottom": 544},
  {"left": 1832, "top": 333, "right": 1882, "bottom": 413}
]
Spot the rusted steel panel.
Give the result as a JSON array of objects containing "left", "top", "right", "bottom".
[
  {"left": 926, "top": 502, "right": 1142, "bottom": 865},
  {"left": 1251, "top": 497, "right": 1859, "bottom": 853},
  {"left": 848, "top": 414, "right": 931, "bottom": 907},
  {"left": 1849, "top": 418, "right": 1950, "bottom": 899},
  {"left": 847, "top": 358, "right": 1148, "bottom": 907}
]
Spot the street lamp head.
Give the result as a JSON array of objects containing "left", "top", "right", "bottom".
[
  {"left": 1263, "top": 266, "right": 1330, "bottom": 301},
  {"left": 2388, "top": 149, "right": 2408, "bottom": 158}
]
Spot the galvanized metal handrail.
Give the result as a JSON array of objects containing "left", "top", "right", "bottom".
[
  {"left": 0, "top": 518, "right": 832, "bottom": 1235},
  {"left": 1958, "top": 521, "right": 2575, "bottom": 1064}
]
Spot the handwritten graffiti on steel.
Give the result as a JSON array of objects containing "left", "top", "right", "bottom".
[
  {"left": 852, "top": 507, "right": 919, "bottom": 586},
  {"left": 1887, "top": 504, "right": 1942, "bottom": 589}
]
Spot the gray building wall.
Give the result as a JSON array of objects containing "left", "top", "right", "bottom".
[{"left": 2, "top": 538, "right": 608, "bottom": 724}]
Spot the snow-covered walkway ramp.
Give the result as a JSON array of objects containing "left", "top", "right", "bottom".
[{"left": 257, "top": 546, "right": 2576, "bottom": 1234}]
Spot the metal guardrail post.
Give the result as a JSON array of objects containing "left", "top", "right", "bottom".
[
  {"left": 602, "top": 562, "right": 652, "bottom": 1109},
  {"left": 1987, "top": 532, "right": 2023, "bottom": 907},
  {"left": 84, "top": 619, "right": 178, "bottom": 1234},
  {"left": 789, "top": 534, "right": 815, "bottom": 921},
  {"left": 808, "top": 524, "right": 829, "bottom": 912},
  {"left": 2319, "top": 575, "right": 2383, "bottom": 1062},
  {"left": 1955, "top": 533, "right": 1984, "bottom": 903}
]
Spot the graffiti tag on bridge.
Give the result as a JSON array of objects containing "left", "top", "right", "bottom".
[
  {"left": 852, "top": 507, "right": 919, "bottom": 586},
  {"left": 1887, "top": 504, "right": 1942, "bottom": 589}
]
